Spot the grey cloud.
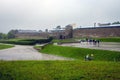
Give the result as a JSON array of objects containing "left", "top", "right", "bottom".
[{"left": 0, "top": 0, "right": 120, "bottom": 33}]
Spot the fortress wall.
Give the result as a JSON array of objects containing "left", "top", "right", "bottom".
[
  {"left": 73, "top": 27, "right": 120, "bottom": 38},
  {"left": 15, "top": 26, "right": 120, "bottom": 39},
  {"left": 15, "top": 32, "right": 66, "bottom": 39},
  {"left": 15, "top": 33, "right": 49, "bottom": 39}
]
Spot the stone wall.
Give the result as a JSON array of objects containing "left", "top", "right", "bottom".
[
  {"left": 15, "top": 33, "right": 49, "bottom": 39},
  {"left": 15, "top": 26, "right": 120, "bottom": 39},
  {"left": 15, "top": 24, "right": 73, "bottom": 39},
  {"left": 73, "top": 26, "right": 120, "bottom": 38}
]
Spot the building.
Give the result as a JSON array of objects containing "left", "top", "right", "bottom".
[
  {"left": 15, "top": 24, "right": 73, "bottom": 39},
  {"left": 14, "top": 24, "right": 120, "bottom": 39},
  {"left": 73, "top": 26, "right": 120, "bottom": 38}
]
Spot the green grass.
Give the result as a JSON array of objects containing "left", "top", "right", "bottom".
[
  {"left": 0, "top": 44, "right": 14, "bottom": 50},
  {"left": 52, "top": 37, "right": 120, "bottom": 43},
  {"left": 95, "top": 37, "right": 120, "bottom": 42},
  {"left": 0, "top": 61, "right": 120, "bottom": 80},
  {"left": 52, "top": 39, "right": 76, "bottom": 43},
  {"left": 34, "top": 45, "right": 43, "bottom": 50},
  {"left": 7, "top": 38, "right": 24, "bottom": 41},
  {"left": 39, "top": 44, "right": 120, "bottom": 61}
]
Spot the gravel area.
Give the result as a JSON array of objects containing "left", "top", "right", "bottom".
[
  {"left": 61, "top": 42, "right": 120, "bottom": 52},
  {"left": 0, "top": 45, "right": 71, "bottom": 61}
]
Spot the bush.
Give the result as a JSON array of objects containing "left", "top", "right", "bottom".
[
  {"left": 0, "top": 37, "right": 53, "bottom": 45},
  {"left": 0, "top": 40, "right": 35, "bottom": 45}
]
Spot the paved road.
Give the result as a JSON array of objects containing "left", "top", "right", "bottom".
[
  {"left": 61, "top": 42, "right": 120, "bottom": 52},
  {"left": 0, "top": 45, "right": 70, "bottom": 60}
]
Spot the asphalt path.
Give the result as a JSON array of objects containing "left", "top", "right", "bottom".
[
  {"left": 0, "top": 45, "right": 70, "bottom": 61},
  {"left": 61, "top": 42, "right": 120, "bottom": 52},
  {"left": 1, "top": 42, "right": 119, "bottom": 61}
]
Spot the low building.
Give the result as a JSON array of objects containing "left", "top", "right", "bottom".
[
  {"left": 13, "top": 24, "right": 120, "bottom": 39},
  {"left": 15, "top": 24, "right": 73, "bottom": 39}
]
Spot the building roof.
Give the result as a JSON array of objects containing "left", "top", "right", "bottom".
[
  {"left": 18, "top": 30, "right": 39, "bottom": 33},
  {"left": 74, "top": 26, "right": 120, "bottom": 30}
]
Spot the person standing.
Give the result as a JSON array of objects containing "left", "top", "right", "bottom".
[{"left": 97, "top": 40, "right": 100, "bottom": 47}]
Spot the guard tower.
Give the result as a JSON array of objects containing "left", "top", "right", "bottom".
[{"left": 65, "top": 24, "right": 73, "bottom": 38}]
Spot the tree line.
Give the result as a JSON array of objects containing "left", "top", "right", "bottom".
[{"left": 0, "top": 30, "right": 18, "bottom": 40}]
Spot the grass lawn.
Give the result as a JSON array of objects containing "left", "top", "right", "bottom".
[
  {"left": 53, "top": 37, "right": 120, "bottom": 43},
  {"left": 0, "top": 44, "right": 14, "bottom": 50},
  {"left": 95, "top": 37, "right": 120, "bottom": 42},
  {"left": 0, "top": 37, "right": 120, "bottom": 80},
  {"left": 38, "top": 44, "right": 120, "bottom": 61},
  {"left": 52, "top": 39, "right": 76, "bottom": 43},
  {"left": 0, "top": 61, "right": 120, "bottom": 80}
]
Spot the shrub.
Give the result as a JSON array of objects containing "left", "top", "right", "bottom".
[{"left": 0, "top": 37, "right": 53, "bottom": 45}]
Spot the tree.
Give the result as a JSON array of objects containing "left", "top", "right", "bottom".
[
  {"left": 112, "top": 21, "right": 120, "bottom": 24},
  {"left": 56, "top": 25, "right": 61, "bottom": 30},
  {"left": 0, "top": 33, "right": 3, "bottom": 39},
  {"left": 7, "top": 30, "right": 18, "bottom": 39},
  {"left": 2, "top": 34, "right": 7, "bottom": 39},
  {"left": 0, "top": 33, "right": 7, "bottom": 39}
]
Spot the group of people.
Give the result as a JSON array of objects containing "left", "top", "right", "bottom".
[
  {"left": 85, "top": 54, "right": 94, "bottom": 61},
  {"left": 80, "top": 38, "right": 100, "bottom": 47}
]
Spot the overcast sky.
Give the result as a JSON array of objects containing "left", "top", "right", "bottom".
[{"left": 0, "top": 0, "right": 120, "bottom": 33}]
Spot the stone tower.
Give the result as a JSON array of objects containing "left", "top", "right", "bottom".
[{"left": 65, "top": 24, "right": 73, "bottom": 38}]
